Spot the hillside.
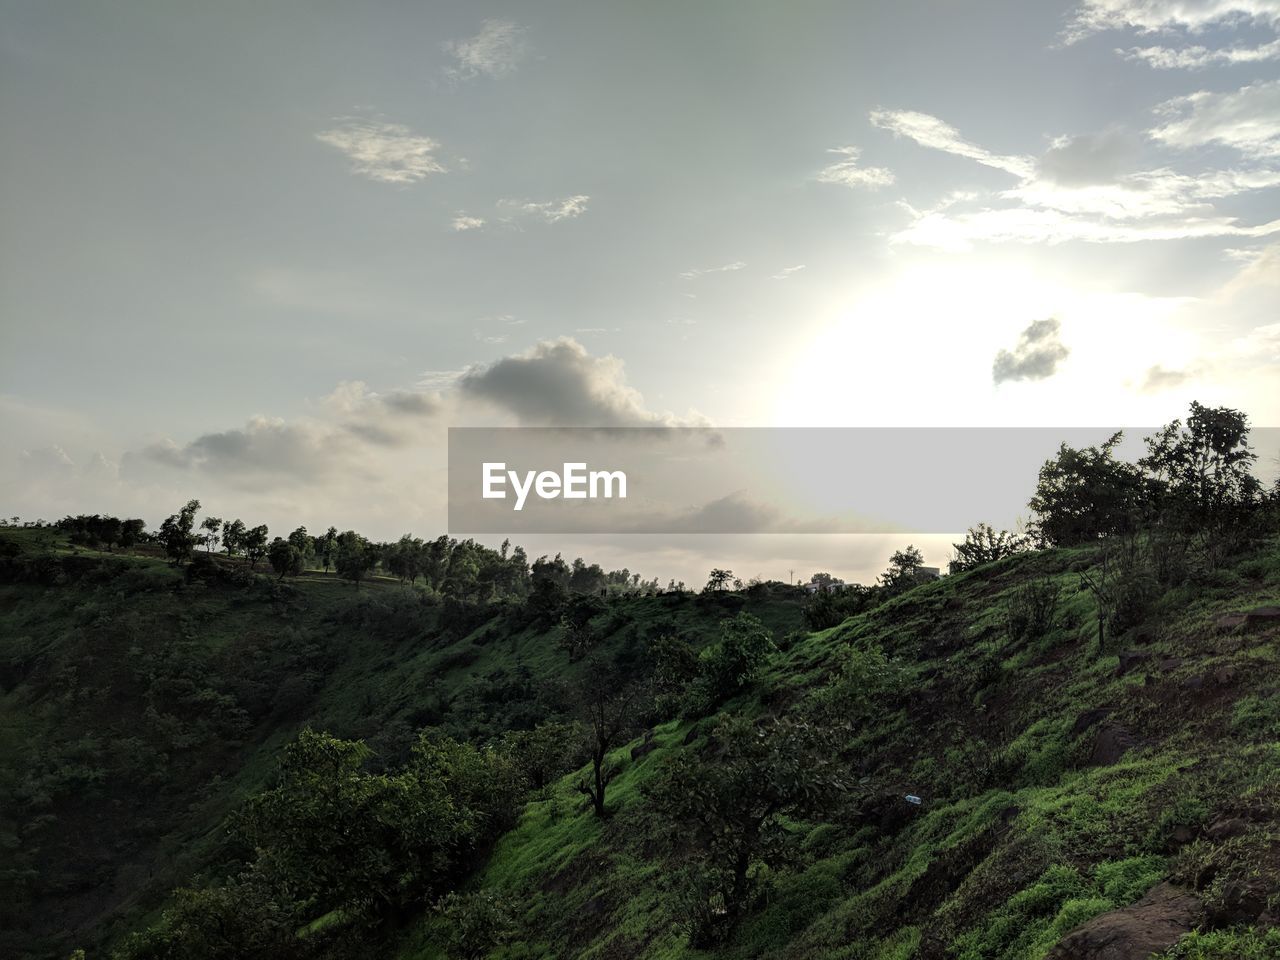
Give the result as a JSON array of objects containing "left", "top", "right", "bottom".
[
  {"left": 0, "top": 528, "right": 802, "bottom": 959},
  {"left": 3, "top": 522, "right": 1280, "bottom": 959}
]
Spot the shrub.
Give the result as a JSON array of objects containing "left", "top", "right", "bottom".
[{"left": 1004, "top": 578, "right": 1060, "bottom": 647}]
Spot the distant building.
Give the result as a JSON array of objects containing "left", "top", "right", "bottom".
[
  {"left": 802, "top": 577, "right": 846, "bottom": 594},
  {"left": 914, "top": 566, "right": 941, "bottom": 583}
]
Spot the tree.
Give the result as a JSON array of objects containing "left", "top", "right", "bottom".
[
  {"left": 158, "top": 499, "right": 201, "bottom": 565},
  {"left": 949, "top": 523, "right": 1029, "bottom": 573},
  {"left": 559, "top": 593, "right": 605, "bottom": 661},
  {"left": 268, "top": 537, "right": 303, "bottom": 580},
  {"left": 705, "top": 568, "right": 734, "bottom": 592},
  {"left": 335, "top": 530, "right": 374, "bottom": 588},
  {"left": 120, "top": 518, "right": 146, "bottom": 550},
  {"left": 200, "top": 516, "right": 222, "bottom": 553},
  {"left": 502, "top": 720, "right": 580, "bottom": 791},
  {"left": 697, "top": 613, "right": 776, "bottom": 705},
  {"left": 645, "top": 714, "right": 850, "bottom": 944},
  {"left": 648, "top": 632, "right": 700, "bottom": 711},
  {"left": 242, "top": 524, "right": 269, "bottom": 570},
  {"left": 318, "top": 526, "right": 338, "bottom": 573},
  {"left": 1140, "top": 402, "right": 1261, "bottom": 560},
  {"left": 574, "top": 658, "right": 644, "bottom": 817},
  {"left": 879, "top": 545, "right": 925, "bottom": 594},
  {"left": 222, "top": 518, "right": 246, "bottom": 557},
  {"left": 1028, "top": 434, "right": 1146, "bottom": 546},
  {"left": 287, "top": 526, "right": 313, "bottom": 565}
]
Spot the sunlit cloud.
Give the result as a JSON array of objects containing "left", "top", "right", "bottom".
[
  {"left": 451, "top": 214, "right": 486, "bottom": 231},
  {"left": 1063, "top": 0, "right": 1280, "bottom": 44},
  {"left": 679, "top": 261, "right": 747, "bottom": 280},
  {"left": 1125, "top": 37, "right": 1280, "bottom": 68},
  {"left": 499, "top": 195, "right": 591, "bottom": 223},
  {"left": 443, "top": 19, "right": 528, "bottom": 80},
  {"left": 1151, "top": 79, "right": 1280, "bottom": 159},
  {"left": 316, "top": 119, "right": 446, "bottom": 184},
  {"left": 871, "top": 109, "right": 1035, "bottom": 177},
  {"left": 815, "top": 146, "right": 895, "bottom": 188},
  {"left": 874, "top": 103, "right": 1280, "bottom": 248},
  {"left": 771, "top": 265, "right": 807, "bottom": 280}
]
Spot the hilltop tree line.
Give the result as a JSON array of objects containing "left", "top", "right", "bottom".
[{"left": 51, "top": 503, "right": 661, "bottom": 600}]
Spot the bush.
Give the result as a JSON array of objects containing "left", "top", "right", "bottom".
[
  {"left": 1004, "top": 578, "right": 1060, "bottom": 647},
  {"left": 434, "top": 890, "right": 518, "bottom": 960}
]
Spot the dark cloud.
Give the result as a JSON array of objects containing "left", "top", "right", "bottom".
[
  {"left": 993, "top": 318, "right": 1070, "bottom": 384},
  {"left": 135, "top": 418, "right": 346, "bottom": 479},
  {"left": 382, "top": 390, "right": 439, "bottom": 415},
  {"left": 458, "top": 338, "right": 672, "bottom": 427},
  {"left": 1037, "top": 129, "right": 1140, "bottom": 186}
]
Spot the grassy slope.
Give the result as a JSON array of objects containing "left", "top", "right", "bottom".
[
  {"left": 394, "top": 541, "right": 1280, "bottom": 960},
  {"left": 0, "top": 527, "right": 802, "bottom": 959}
]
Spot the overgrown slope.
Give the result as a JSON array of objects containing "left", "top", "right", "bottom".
[
  {"left": 4, "top": 527, "right": 1280, "bottom": 960},
  {"left": 0, "top": 528, "right": 801, "bottom": 959},
  {"left": 393, "top": 540, "right": 1280, "bottom": 960}
]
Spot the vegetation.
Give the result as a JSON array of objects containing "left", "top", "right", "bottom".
[{"left": 2, "top": 402, "right": 1280, "bottom": 960}]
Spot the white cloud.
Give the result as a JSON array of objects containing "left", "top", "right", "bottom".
[
  {"left": 875, "top": 104, "right": 1280, "bottom": 248},
  {"left": 451, "top": 214, "right": 486, "bottom": 231},
  {"left": 891, "top": 202, "right": 1280, "bottom": 249},
  {"left": 870, "top": 109, "right": 1035, "bottom": 177},
  {"left": 1125, "top": 36, "right": 1280, "bottom": 67},
  {"left": 1231, "top": 321, "right": 1280, "bottom": 361},
  {"left": 1064, "top": 0, "right": 1280, "bottom": 43},
  {"left": 443, "top": 19, "right": 528, "bottom": 80},
  {"left": 680, "top": 261, "right": 747, "bottom": 280},
  {"left": 316, "top": 119, "right": 446, "bottom": 184},
  {"left": 1151, "top": 79, "right": 1280, "bottom": 158},
  {"left": 771, "top": 265, "right": 807, "bottom": 280},
  {"left": 815, "top": 146, "right": 895, "bottom": 188},
  {"left": 499, "top": 195, "right": 591, "bottom": 223}
]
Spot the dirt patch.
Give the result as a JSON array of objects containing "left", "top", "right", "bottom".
[{"left": 1045, "top": 882, "right": 1202, "bottom": 960}]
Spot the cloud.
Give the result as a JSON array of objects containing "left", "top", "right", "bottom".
[
  {"left": 316, "top": 119, "right": 446, "bottom": 184},
  {"left": 992, "top": 318, "right": 1070, "bottom": 384},
  {"left": 1037, "top": 129, "right": 1142, "bottom": 186},
  {"left": 771, "top": 265, "right": 806, "bottom": 280},
  {"left": 1231, "top": 320, "right": 1280, "bottom": 361},
  {"left": 871, "top": 109, "right": 1035, "bottom": 177},
  {"left": 443, "top": 19, "right": 528, "bottom": 80},
  {"left": 1151, "top": 79, "right": 1280, "bottom": 159},
  {"left": 680, "top": 261, "right": 746, "bottom": 280},
  {"left": 451, "top": 214, "right": 486, "bottom": 231},
  {"left": 1125, "top": 36, "right": 1280, "bottom": 67},
  {"left": 815, "top": 146, "right": 895, "bottom": 188},
  {"left": 499, "top": 195, "right": 590, "bottom": 223},
  {"left": 131, "top": 383, "right": 442, "bottom": 482},
  {"left": 1141, "top": 364, "right": 1195, "bottom": 392},
  {"left": 1063, "top": 0, "right": 1280, "bottom": 43},
  {"left": 876, "top": 105, "right": 1280, "bottom": 248},
  {"left": 457, "top": 338, "right": 678, "bottom": 427}
]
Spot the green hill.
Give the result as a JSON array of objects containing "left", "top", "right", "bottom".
[{"left": 2, "top": 521, "right": 1280, "bottom": 960}]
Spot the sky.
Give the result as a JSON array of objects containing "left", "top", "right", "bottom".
[{"left": 2, "top": 0, "right": 1279, "bottom": 585}]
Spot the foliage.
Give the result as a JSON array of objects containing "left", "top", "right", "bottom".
[
  {"left": 1028, "top": 433, "right": 1146, "bottom": 546},
  {"left": 950, "top": 523, "right": 1030, "bottom": 573},
  {"left": 433, "top": 890, "right": 519, "bottom": 960},
  {"left": 695, "top": 612, "right": 777, "bottom": 706},
  {"left": 645, "top": 713, "right": 851, "bottom": 944}
]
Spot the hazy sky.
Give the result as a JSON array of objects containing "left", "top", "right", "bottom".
[{"left": 2, "top": 1, "right": 1278, "bottom": 584}]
